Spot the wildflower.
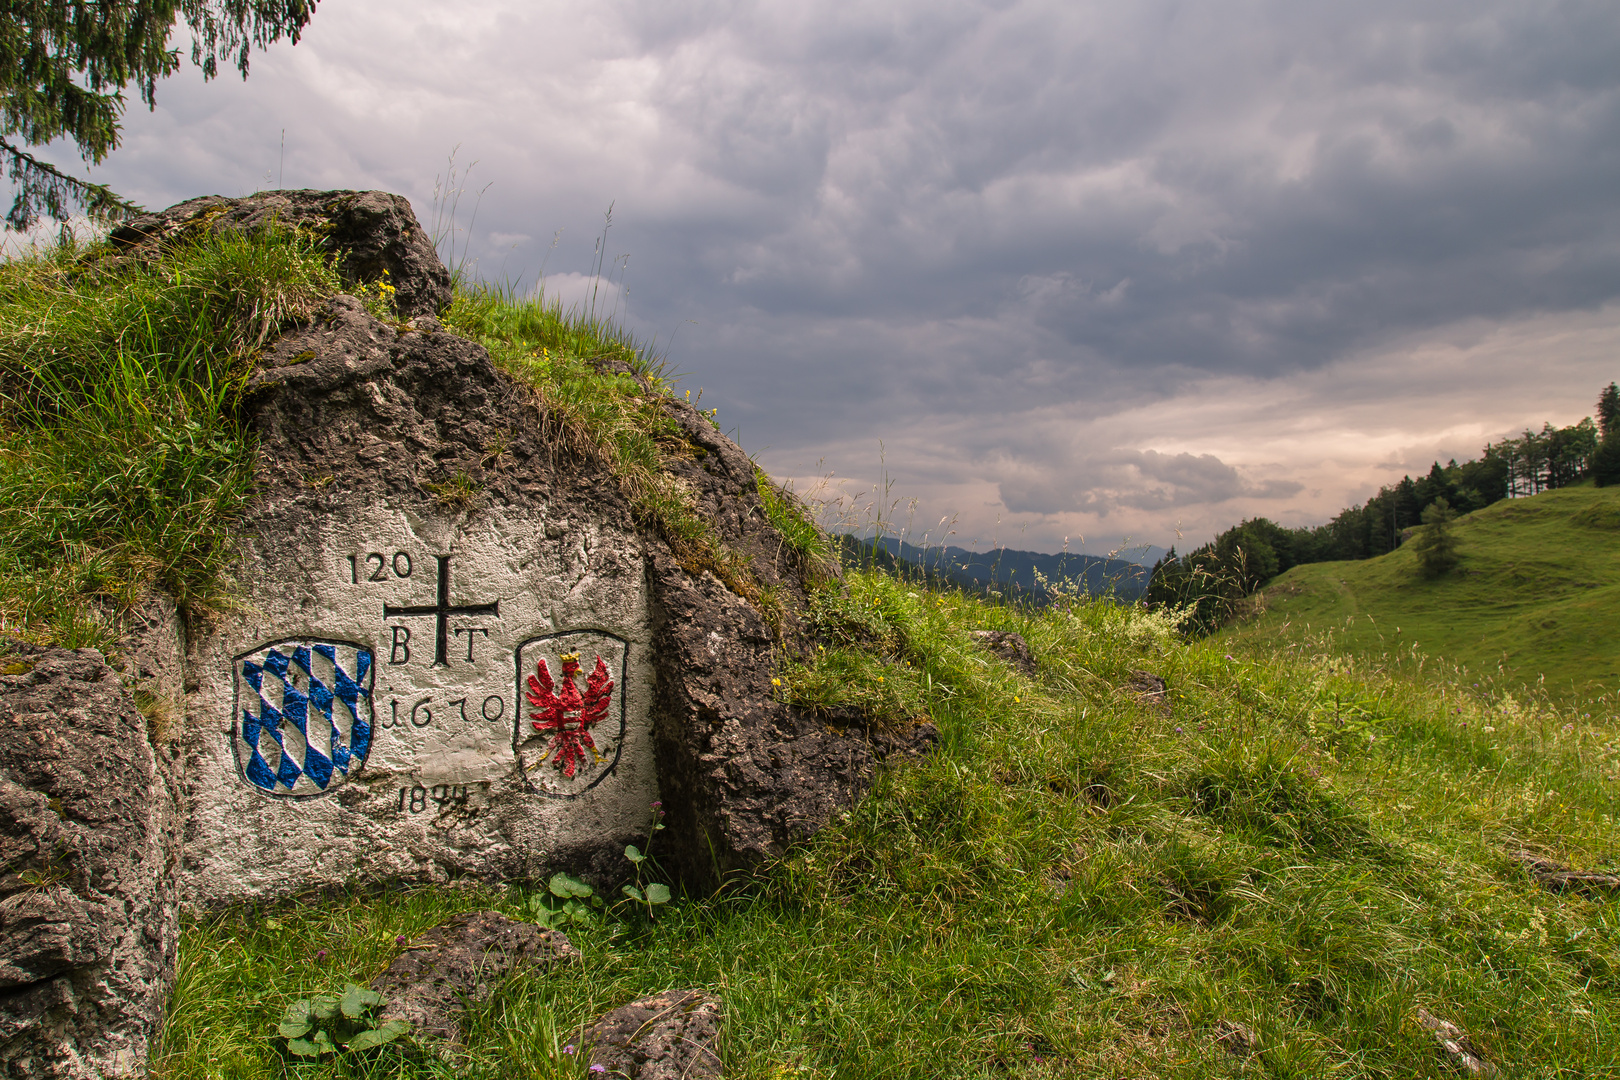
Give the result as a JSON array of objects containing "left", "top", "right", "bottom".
[
  {"left": 564, "top": 1045, "right": 577, "bottom": 1055},
  {"left": 395, "top": 935, "right": 407, "bottom": 946},
  {"left": 772, "top": 678, "right": 781, "bottom": 687},
  {"left": 1174, "top": 726, "right": 1183, "bottom": 734},
  {"left": 1224, "top": 654, "right": 1234, "bottom": 661},
  {"left": 591, "top": 1067, "right": 607, "bottom": 1074},
  {"left": 651, "top": 801, "right": 662, "bottom": 809},
  {"left": 1013, "top": 696, "right": 1020, "bottom": 703},
  {"left": 877, "top": 675, "right": 884, "bottom": 682},
  {"left": 316, "top": 949, "right": 328, "bottom": 960}
]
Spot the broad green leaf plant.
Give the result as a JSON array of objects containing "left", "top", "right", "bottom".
[
  {"left": 275, "top": 984, "right": 409, "bottom": 1058},
  {"left": 526, "top": 872, "right": 603, "bottom": 929},
  {"left": 621, "top": 801, "right": 672, "bottom": 918}
]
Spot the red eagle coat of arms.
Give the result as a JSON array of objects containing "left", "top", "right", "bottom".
[{"left": 525, "top": 651, "right": 614, "bottom": 778}]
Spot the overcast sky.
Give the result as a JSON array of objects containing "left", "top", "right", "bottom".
[{"left": 56, "top": 0, "right": 1620, "bottom": 554}]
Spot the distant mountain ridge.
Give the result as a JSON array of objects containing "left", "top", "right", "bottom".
[{"left": 843, "top": 535, "right": 1154, "bottom": 602}]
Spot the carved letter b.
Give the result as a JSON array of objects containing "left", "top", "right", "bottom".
[{"left": 389, "top": 625, "right": 411, "bottom": 665}]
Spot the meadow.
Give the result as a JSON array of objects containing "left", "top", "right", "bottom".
[{"left": 1221, "top": 483, "right": 1620, "bottom": 710}]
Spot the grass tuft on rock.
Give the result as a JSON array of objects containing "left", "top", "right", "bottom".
[
  {"left": 0, "top": 227, "right": 340, "bottom": 649},
  {"left": 444, "top": 281, "right": 775, "bottom": 610}
]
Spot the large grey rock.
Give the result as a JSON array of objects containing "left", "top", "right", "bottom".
[
  {"left": 370, "top": 911, "right": 578, "bottom": 1043},
  {"left": 0, "top": 644, "right": 180, "bottom": 1079},
  {"left": 0, "top": 187, "right": 935, "bottom": 1075},
  {"left": 178, "top": 290, "right": 666, "bottom": 901},
  {"left": 584, "top": 989, "right": 723, "bottom": 1080},
  {"left": 106, "top": 189, "right": 451, "bottom": 318}
]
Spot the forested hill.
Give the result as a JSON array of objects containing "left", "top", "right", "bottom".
[{"left": 1148, "top": 383, "right": 1620, "bottom": 631}]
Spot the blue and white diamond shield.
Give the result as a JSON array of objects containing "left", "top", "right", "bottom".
[{"left": 231, "top": 638, "right": 375, "bottom": 797}]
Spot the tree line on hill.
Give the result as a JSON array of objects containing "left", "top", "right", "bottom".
[{"left": 1148, "top": 381, "right": 1620, "bottom": 632}]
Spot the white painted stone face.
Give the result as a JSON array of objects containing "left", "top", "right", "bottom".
[{"left": 181, "top": 502, "right": 653, "bottom": 905}]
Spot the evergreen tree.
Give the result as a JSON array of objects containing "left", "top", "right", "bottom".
[
  {"left": 1599, "top": 382, "right": 1620, "bottom": 444},
  {"left": 1593, "top": 440, "right": 1620, "bottom": 487},
  {"left": 1411, "top": 497, "right": 1460, "bottom": 578},
  {"left": 2, "top": 1, "right": 318, "bottom": 229}
]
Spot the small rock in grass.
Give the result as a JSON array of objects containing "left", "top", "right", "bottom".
[
  {"left": 369, "top": 910, "right": 579, "bottom": 1043},
  {"left": 1414, "top": 1007, "right": 1496, "bottom": 1076},
  {"left": 1512, "top": 851, "right": 1620, "bottom": 897},
  {"left": 1213, "top": 1020, "right": 1257, "bottom": 1056},
  {"left": 969, "top": 631, "right": 1036, "bottom": 676},
  {"left": 584, "top": 989, "right": 723, "bottom": 1080},
  {"left": 1126, "top": 670, "right": 1171, "bottom": 714}
]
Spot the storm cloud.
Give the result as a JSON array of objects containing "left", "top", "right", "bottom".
[{"left": 59, "top": 0, "right": 1620, "bottom": 550}]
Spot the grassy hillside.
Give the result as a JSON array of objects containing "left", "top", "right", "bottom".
[{"left": 1220, "top": 483, "right": 1620, "bottom": 708}]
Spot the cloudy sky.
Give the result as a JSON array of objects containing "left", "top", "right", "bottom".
[{"left": 59, "top": 0, "right": 1620, "bottom": 554}]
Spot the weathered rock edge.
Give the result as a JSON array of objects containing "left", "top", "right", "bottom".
[{"left": 0, "top": 643, "right": 181, "bottom": 1080}]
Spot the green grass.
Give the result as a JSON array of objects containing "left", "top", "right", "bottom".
[
  {"left": 1220, "top": 482, "right": 1620, "bottom": 708},
  {"left": 158, "top": 568, "right": 1620, "bottom": 1079},
  {"left": 756, "top": 467, "right": 834, "bottom": 573},
  {"left": 0, "top": 226, "right": 340, "bottom": 649}
]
